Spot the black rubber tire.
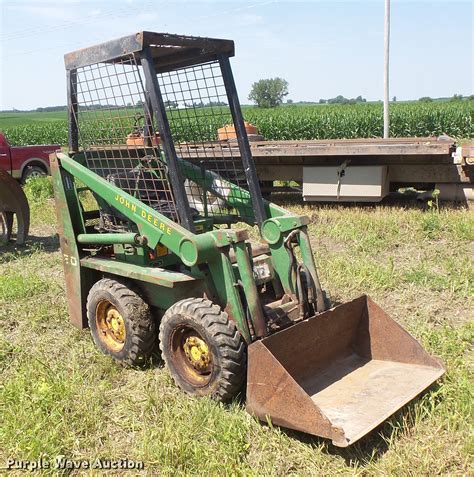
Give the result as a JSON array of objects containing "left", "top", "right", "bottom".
[
  {"left": 21, "top": 165, "right": 47, "bottom": 184},
  {"left": 87, "top": 278, "right": 156, "bottom": 366},
  {"left": 159, "top": 297, "right": 246, "bottom": 402}
]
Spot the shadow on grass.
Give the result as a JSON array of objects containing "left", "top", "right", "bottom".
[
  {"left": 270, "top": 192, "right": 470, "bottom": 211},
  {"left": 268, "top": 382, "right": 442, "bottom": 467},
  {"left": 94, "top": 330, "right": 444, "bottom": 469},
  {"left": 0, "top": 234, "right": 60, "bottom": 263}
]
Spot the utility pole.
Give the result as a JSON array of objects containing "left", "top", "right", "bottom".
[{"left": 384, "top": 0, "right": 390, "bottom": 138}]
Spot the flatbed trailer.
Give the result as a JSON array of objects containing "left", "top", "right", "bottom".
[{"left": 176, "top": 137, "right": 473, "bottom": 202}]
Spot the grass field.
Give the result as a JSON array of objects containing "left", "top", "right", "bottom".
[
  {"left": 0, "top": 111, "right": 67, "bottom": 126},
  {"left": 1, "top": 179, "right": 472, "bottom": 475},
  {"left": 1, "top": 100, "right": 472, "bottom": 146}
]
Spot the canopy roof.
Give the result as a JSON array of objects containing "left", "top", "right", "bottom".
[{"left": 64, "top": 31, "right": 234, "bottom": 72}]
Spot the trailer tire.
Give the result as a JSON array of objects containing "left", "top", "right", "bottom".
[
  {"left": 87, "top": 278, "right": 156, "bottom": 366},
  {"left": 159, "top": 298, "right": 246, "bottom": 403}
]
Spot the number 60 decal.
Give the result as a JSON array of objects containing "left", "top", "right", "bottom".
[{"left": 63, "top": 254, "right": 78, "bottom": 266}]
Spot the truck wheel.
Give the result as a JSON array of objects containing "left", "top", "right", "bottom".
[
  {"left": 159, "top": 298, "right": 246, "bottom": 402},
  {"left": 87, "top": 278, "right": 156, "bottom": 366},
  {"left": 22, "top": 165, "right": 46, "bottom": 183}
]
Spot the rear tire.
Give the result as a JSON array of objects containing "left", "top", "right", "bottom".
[
  {"left": 87, "top": 278, "right": 156, "bottom": 366},
  {"left": 159, "top": 298, "right": 246, "bottom": 402},
  {"left": 22, "top": 165, "right": 47, "bottom": 184}
]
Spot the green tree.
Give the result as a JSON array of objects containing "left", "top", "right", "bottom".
[
  {"left": 248, "top": 78, "right": 289, "bottom": 108},
  {"left": 419, "top": 96, "right": 433, "bottom": 103},
  {"left": 164, "top": 100, "right": 179, "bottom": 109}
]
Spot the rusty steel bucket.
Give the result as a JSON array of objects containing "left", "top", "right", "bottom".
[{"left": 246, "top": 295, "right": 445, "bottom": 447}]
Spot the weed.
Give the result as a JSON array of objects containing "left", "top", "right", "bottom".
[{"left": 24, "top": 177, "right": 54, "bottom": 201}]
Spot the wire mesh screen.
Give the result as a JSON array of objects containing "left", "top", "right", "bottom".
[
  {"left": 72, "top": 55, "right": 178, "bottom": 231},
  {"left": 157, "top": 61, "right": 255, "bottom": 222}
]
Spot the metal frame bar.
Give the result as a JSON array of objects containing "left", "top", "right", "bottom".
[
  {"left": 219, "top": 55, "right": 266, "bottom": 225},
  {"left": 57, "top": 152, "right": 195, "bottom": 252},
  {"left": 140, "top": 47, "right": 195, "bottom": 231},
  {"left": 67, "top": 69, "right": 79, "bottom": 153},
  {"left": 64, "top": 31, "right": 234, "bottom": 71},
  {"left": 65, "top": 34, "right": 143, "bottom": 70}
]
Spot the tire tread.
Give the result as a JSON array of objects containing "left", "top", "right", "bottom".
[
  {"left": 159, "top": 298, "right": 246, "bottom": 402},
  {"left": 86, "top": 278, "right": 156, "bottom": 366}
]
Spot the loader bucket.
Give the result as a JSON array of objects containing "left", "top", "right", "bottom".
[{"left": 247, "top": 295, "right": 444, "bottom": 447}]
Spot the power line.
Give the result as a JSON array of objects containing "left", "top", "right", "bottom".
[
  {"left": 0, "top": 2, "right": 156, "bottom": 41},
  {"left": 2, "top": 0, "right": 278, "bottom": 42},
  {"left": 195, "top": 0, "right": 278, "bottom": 21},
  {"left": 1, "top": 0, "right": 278, "bottom": 59}
]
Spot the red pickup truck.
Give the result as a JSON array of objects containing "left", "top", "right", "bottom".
[{"left": 0, "top": 132, "right": 60, "bottom": 183}]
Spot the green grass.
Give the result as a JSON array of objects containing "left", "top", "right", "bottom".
[
  {"left": 0, "top": 111, "right": 67, "bottom": 126},
  {"left": 1, "top": 189, "right": 473, "bottom": 475}
]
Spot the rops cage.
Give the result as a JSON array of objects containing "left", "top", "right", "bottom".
[{"left": 65, "top": 31, "right": 265, "bottom": 234}]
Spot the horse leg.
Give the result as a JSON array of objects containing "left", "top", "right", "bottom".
[{"left": 5, "top": 212, "right": 14, "bottom": 242}]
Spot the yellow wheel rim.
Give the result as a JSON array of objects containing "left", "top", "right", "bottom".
[
  {"left": 171, "top": 327, "right": 213, "bottom": 386},
  {"left": 183, "top": 335, "right": 211, "bottom": 372},
  {"left": 96, "top": 301, "right": 126, "bottom": 352}
]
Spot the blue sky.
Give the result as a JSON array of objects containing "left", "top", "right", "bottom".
[{"left": 0, "top": 0, "right": 472, "bottom": 110}]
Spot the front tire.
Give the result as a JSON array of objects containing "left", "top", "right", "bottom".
[
  {"left": 87, "top": 278, "right": 156, "bottom": 366},
  {"left": 159, "top": 298, "right": 246, "bottom": 402}
]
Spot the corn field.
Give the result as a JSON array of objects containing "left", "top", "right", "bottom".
[
  {"left": 1, "top": 101, "right": 472, "bottom": 146},
  {"left": 245, "top": 102, "right": 473, "bottom": 140}
]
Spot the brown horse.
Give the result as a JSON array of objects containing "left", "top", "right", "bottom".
[{"left": 0, "top": 168, "right": 30, "bottom": 245}]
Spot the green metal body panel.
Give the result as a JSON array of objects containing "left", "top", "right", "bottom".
[
  {"left": 77, "top": 232, "right": 139, "bottom": 245},
  {"left": 52, "top": 150, "right": 322, "bottom": 344},
  {"left": 57, "top": 153, "right": 200, "bottom": 254},
  {"left": 298, "top": 227, "right": 326, "bottom": 312},
  {"left": 233, "top": 241, "right": 266, "bottom": 338},
  {"left": 50, "top": 154, "right": 97, "bottom": 328},
  {"left": 80, "top": 256, "right": 197, "bottom": 288},
  {"left": 205, "top": 251, "right": 252, "bottom": 342}
]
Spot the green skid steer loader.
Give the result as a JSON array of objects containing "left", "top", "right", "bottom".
[{"left": 51, "top": 32, "right": 444, "bottom": 447}]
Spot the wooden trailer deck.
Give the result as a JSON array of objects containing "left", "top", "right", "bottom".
[
  {"left": 90, "top": 137, "right": 473, "bottom": 202},
  {"left": 176, "top": 136, "right": 473, "bottom": 201}
]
